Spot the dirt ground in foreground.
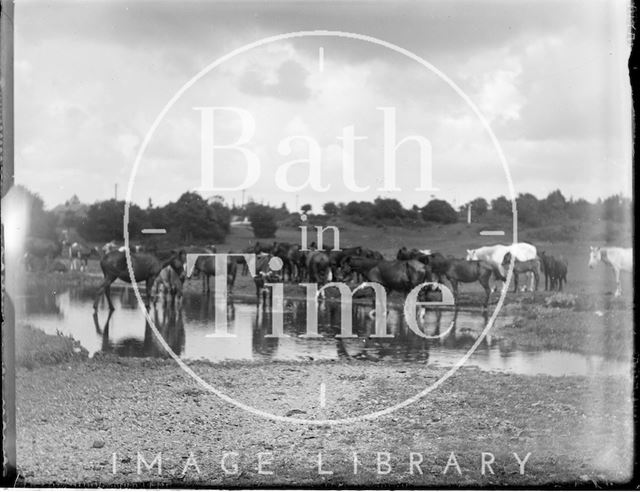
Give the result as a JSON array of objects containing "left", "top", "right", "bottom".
[{"left": 15, "top": 356, "right": 633, "bottom": 487}]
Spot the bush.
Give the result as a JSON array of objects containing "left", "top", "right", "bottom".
[
  {"left": 248, "top": 205, "right": 278, "bottom": 238},
  {"left": 421, "top": 199, "right": 457, "bottom": 224},
  {"left": 491, "top": 195, "right": 512, "bottom": 216},
  {"left": 16, "top": 325, "right": 88, "bottom": 368},
  {"left": 323, "top": 201, "right": 339, "bottom": 216},
  {"left": 344, "top": 200, "right": 375, "bottom": 218},
  {"left": 373, "top": 197, "right": 406, "bottom": 219}
]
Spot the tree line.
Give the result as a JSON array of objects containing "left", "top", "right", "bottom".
[
  {"left": 317, "top": 190, "right": 631, "bottom": 229},
  {"left": 13, "top": 184, "right": 632, "bottom": 244}
]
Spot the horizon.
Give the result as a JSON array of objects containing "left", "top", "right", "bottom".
[{"left": 40, "top": 185, "right": 630, "bottom": 214}]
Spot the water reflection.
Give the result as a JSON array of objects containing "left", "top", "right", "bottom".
[
  {"left": 92, "top": 304, "right": 186, "bottom": 358},
  {"left": 17, "top": 283, "right": 630, "bottom": 377}
]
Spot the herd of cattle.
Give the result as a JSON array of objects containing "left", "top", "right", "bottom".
[{"left": 22, "top": 236, "right": 631, "bottom": 311}]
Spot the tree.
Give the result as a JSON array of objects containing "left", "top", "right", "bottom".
[
  {"left": 421, "top": 199, "right": 458, "bottom": 224},
  {"left": 469, "top": 197, "right": 488, "bottom": 217},
  {"left": 602, "top": 194, "right": 631, "bottom": 223},
  {"left": 52, "top": 194, "right": 89, "bottom": 229},
  {"left": 544, "top": 189, "right": 567, "bottom": 211},
  {"left": 247, "top": 204, "right": 278, "bottom": 238},
  {"left": 516, "top": 193, "right": 542, "bottom": 227},
  {"left": 567, "top": 198, "right": 592, "bottom": 220},
  {"left": 373, "top": 197, "right": 406, "bottom": 219},
  {"left": 323, "top": 201, "right": 339, "bottom": 216},
  {"left": 301, "top": 204, "right": 312, "bottom": 214},
  {"left": 541, "top": 189, "right": 568, "bottom": 220},
  {"left": 491, "top": 195, "right": 512, "bottom": 216},
  {"left": 78, "top": 199, "right": 148, "bottom": 242},
  {"left": 11, "top": 185, "right": 58, "bottom": 240},
  {"left": 162, "top": 192, "right": 230, "bottom": 242},
  {"left": 344, "top": 201, "right": 375, "bottom": 218}
]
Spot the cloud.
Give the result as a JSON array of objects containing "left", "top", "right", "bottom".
[
  {"left": 238, "top": 59, "right": 311, "bottom": 100},
  {"left": 13, "top": 0, "right": 632, "bottom": 212}
]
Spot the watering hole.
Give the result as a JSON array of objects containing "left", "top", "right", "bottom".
[{"left": 18, "top": 283, "right": 629, "bottom": 377}]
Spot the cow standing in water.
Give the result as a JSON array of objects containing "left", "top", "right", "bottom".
[{"left": 588, "top": 246, "right": 633, "bottom": 297}]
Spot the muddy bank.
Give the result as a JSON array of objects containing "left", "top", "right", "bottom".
[
  {"left": 16, "top": 325, "right": 89, "bottom": 368},
  {"left": 495, "top": 300, "right": 633, "bottom": 361},
  {"left": 15, "top": 353, "right": 633, "bottom": 487}
]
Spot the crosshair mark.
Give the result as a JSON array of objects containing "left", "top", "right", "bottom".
[
  {"left": 318, "top": 47, "right": 324, "bottom": 72},
  {"left": 141, "top": 228, "right": 167, "bottom": 234},
  {"left": 320, "top": 383, "right": 326, "bottom": 408}
]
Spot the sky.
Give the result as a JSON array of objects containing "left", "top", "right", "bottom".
[{"left": 13, "top": 0, "right": 633, "bottom": 213}]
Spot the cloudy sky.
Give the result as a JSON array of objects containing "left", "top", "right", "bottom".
[{"left": 14, "top": 0, "right": 632, "bottom": 212}]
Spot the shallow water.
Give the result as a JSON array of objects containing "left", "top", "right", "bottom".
[{"left": 18, "top": 283, "right": 629, "bottom": 377}]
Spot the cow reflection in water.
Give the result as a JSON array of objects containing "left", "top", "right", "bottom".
[{"left": 92, "top": 303, "right": 185, "bottom": 358}]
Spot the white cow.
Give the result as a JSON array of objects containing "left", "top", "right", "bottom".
[
  {"left": 588, "top": 246, "right": 633, "bottom": 297},
  {"left": 466, "top": 242, "right": 538, "bottom": 291}
]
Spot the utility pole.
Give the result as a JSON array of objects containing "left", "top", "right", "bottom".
[
  {"left": 114, "top": 183, "right": 118, "bottom": 201},
  {"left": 467, "top": 203, "right": 472, "bottom": 224}
]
